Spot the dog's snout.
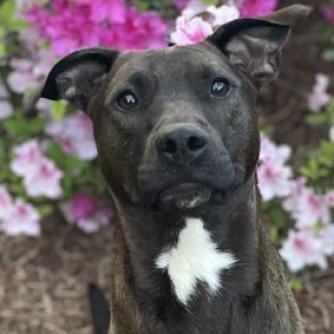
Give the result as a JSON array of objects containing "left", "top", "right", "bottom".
[{"left": 156, "top": 124, "right": 209, "bottom": 163}]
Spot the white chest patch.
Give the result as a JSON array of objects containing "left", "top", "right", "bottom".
[{"left": 155, "top": 217, "right": 236, "bottom": 305}]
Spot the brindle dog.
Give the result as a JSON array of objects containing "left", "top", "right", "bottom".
[{"left": 41, "top": 5, "right": 310, "bottom": 334}]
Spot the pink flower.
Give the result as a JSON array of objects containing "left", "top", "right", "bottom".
[
  {"left": 76, "top": 215, "right": 110, "bottom": 234},
  {"left": 173, "top": 0, "right": 190, "bottom": 9},
  {"left": 171, "top": 15, "right": 213, "bottom": 45},
  {"left": 10, "top": 140, "right": 43, "bottom": 177},
  {"left": 88, "top": 0, "right": 126, "bottom": 24},
  {"left": 24, "top": 1, "right": 167, "bottom": 55},
  {"left": 257, "top": 136, "right": 292, "bottom": 201},
  {"left": 282, "top": 177, "right": 307, "bottom": 213},
  {"left": 100, "top": 8, "right": 167, "bottom": 51},
  {"left": 64, "top": 193, "right": 96, "bottom": 221},
  {"left": 322, "top": 5, "right": 334, "bottom": 25},
  {"left": 24, "top": 158, "right": 63, "bottom": 198},
  {"left": 308, "top": 73, "right": 331, "bottom": 112},
  {"left": 280, "top": 229, "right": 328, "bottom": 272},
  {"left": 206, "top": 5, "right": 240, "bottom": 26},
  {"left": 7, "top": 52, "right": 53, "bottom": 95},
  {"left": 259, "top": 135, "right": 291, "bottom": 165},
  {"left": 171, "top": 2, "right": 241, "bottom": 46},
  {"left": 238, "top": 0, "right": 278, "bottom": 17},
  {"left": 10, "top": 140, "right": 63, "bottom": 199},
  {"left": 1, "top": 199, "right": 40, "bottom": 236},
  {"left": 322, "top": 225, "right": 334, "bottom": 255},
  {"left": 296, "top": 191, "right": 330, "bottom": 228},
  {"left": 324, "top": 190, "right": 334, "bottom": 207},
  {"left": 284, "top": 183, "right": 330, "bottom": 229},
  {"left": 7, "top": 59, "right": 34, "bottom": 94},
  {"left": 61, "top": 193, "right": 113, "bottom": 233},
  {"left": 17, "top": 0, "right": 48, "bottom": 11},
  {"left": 181, "top": 0, "right": 206, "bottom": 18},
  {"left": 257, "top": 161, "right": 292, "bottom": 201},
  {"left": 318, "top": 224, "right": 334, "bottom": 256},
  {"left": 0, "top": 101, "right": 13, "bottom": 120},
  {"left": 0, "top": 185, "right": 13, "bottom": 221},
  {"left": 46, "top": 111, "right": 97, "bottom": 160}
]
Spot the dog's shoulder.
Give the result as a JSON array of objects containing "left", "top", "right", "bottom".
[{"left": 251, "top": 223, "right": 305, "bottom": 334}]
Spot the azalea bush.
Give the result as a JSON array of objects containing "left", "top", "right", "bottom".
[{"left": 0, "top": 0, "right": 334, "bottom": 279}]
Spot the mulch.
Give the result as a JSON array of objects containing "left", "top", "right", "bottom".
[
  {"left": 0, "top": 218, "right": 333, "bottom": 334},
  {"left": 0, "top": 217, "right": 113, "bottom": 334}
]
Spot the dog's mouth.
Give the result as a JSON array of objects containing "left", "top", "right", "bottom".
[
  {"left": 136, "top": 160, "right": 245, "bottom": 211},
  {"left": 156, "top": 182, "right": 225, "bottom": 210},
  {"left": 158, "top": 183, "right": 211, "bottom": 209}
]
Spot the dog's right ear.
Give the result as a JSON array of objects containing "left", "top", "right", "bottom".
[
  {"left": 207, "top": 4, "right": 311, "bottom": 84},
  {"left": 41, "top": 48, "right": 119, "bottom": 112}
]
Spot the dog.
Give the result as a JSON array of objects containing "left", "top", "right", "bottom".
[{"left": 40, "top": 4, "right": 310, "bottom": 334}]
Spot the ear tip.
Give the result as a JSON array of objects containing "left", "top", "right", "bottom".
[
  {"left": 40, "top": 77, "right": 59, "bottom": 100},
  {"left": 264, "top": 4, "right": 312, "bottom": 27},
  {"left": 289, "top": 4, "right": 313, "bottom": 18}
]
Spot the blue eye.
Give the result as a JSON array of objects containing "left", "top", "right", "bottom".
[{"left": 210, "top": 78, "right": 230, "bottom": 97}]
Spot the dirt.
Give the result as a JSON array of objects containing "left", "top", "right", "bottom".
[{"left": 0, "top": 218, "right": 333, "bottom": 334}]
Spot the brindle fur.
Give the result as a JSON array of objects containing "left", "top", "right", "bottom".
[{"left": 41, "top": 5, "right": 310, "bottom": 334}]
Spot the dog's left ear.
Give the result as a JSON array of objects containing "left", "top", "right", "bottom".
[
  {"left": 41, "top": 48, "right": 119, "bottom": 112},
  {"left": 207, "top": 4, "right": 311, "bottom": 83}
]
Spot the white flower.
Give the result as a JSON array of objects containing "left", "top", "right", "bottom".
[
  {"left": 206, "top": 4, "right": 240, "bottom": 26},
  {"left": 24, "top": 158, "right": 63, "bottom": 198},
  {"left": 329, "top": 126, "right": 334, "bottom": 141},
  {"left": 10, "top": 140, "right": 43, "bottom": 177},
  {"left": 280, "top": 229, "right": 328, "bottom": 272},
  {"left": 0, "top": 185, "right": 13, "bottom": 221},
  {"left": 307, "top": 73, "right": 331, "bottom": 112},
  {"left": 1, "top": 199, "right": 40, "bottom": 236},
  {"left": 257, "top": 135, "right": 293, "bottom": 201},
  {"left": 171, "top": 1, "right": 240, "bottom": 46},
  {"left": 46, "top": 111, "right": 97, "bottom": 160}
]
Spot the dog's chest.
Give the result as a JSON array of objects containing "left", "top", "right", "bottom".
[{"left": 155, "top": 217, "right": 236, "bottom": 306}]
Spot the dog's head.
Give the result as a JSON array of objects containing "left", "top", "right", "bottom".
[{"left": 41, "top": 5, "right": 310, "bottom": 212}]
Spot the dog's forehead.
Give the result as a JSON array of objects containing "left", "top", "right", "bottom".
[{"left": 113, "top": 43, "right": 233, "bottom": 79}]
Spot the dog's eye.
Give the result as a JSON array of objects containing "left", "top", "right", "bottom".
[
  {"left": 117, "top": 90, "right": 138, "bottom": 110},
  {"left": 210, "top": 78, "right": 230, "bottom": 97}
]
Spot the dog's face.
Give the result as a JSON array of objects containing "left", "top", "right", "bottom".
[
  {"left": 41, "top": 5, "right": 309, "bottom": 212},
  {"left": 92, "top": 44, "right": 259, "bottom": 210}
]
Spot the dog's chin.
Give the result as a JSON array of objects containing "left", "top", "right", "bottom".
[{"left": 156, "top": 183, "right": 217, "bottom": 211}]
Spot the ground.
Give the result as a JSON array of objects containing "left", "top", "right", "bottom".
[
  {"left": 0, "top": 217, "right": 333, "bottom": 334},
  {"left": 1, "top": 0, "right": 334, "bottom": 333}
]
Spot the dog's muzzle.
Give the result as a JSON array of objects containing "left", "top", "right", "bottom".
[
  {"left": 136, "top": 123, "right": 245, "bottom": 210},
  {"left": 156, "top": 123, "right": 209, "bottom": 164}
]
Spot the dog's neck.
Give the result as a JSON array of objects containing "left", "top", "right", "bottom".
[{"left": 111, "top": 175, "right": 260, "bottom": 325}]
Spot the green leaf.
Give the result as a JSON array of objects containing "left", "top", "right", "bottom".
[
  {"left": 0, "top": 0, "right": 15, "bottom": 24},
  {"left": 269, "top": 226, "right": 279, "bottom": 244},
  {"left": 50, "top": 101, "right": 68, "bottom": 120},
  {"left": 9, "top": 181, "right": 26, "bottom": 198},
  {"left": 3, "top": 113, "right": 46, "bottom": 140},
  {"left": 136, "top": 0, "right": 149, "bottom": 11},
  {"left": 306, "top": 112, "right": 329, "bottom": 126},
  {"left": 38, "top": 204, "right": 55, "bottom": 218},
  {"left": 46, "top": 142, "right": 89, "bottom": 173},
  {"left": 323, "top": 49, "right": 334, "bottom": 61},
  {"left": 201, "top": 0, "right": 216, "bottom": 5},
  {"left": 288, "top": 276, "right": 302, "bottom": 292},
  {"left": 0, "top": 0, "right": 26, "bottom": 29}
]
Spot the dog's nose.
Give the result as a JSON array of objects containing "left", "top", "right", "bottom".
[{"left": 156, "top": 124, "right": 209, "bottom": 163}]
